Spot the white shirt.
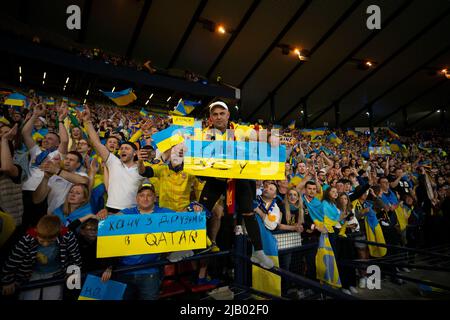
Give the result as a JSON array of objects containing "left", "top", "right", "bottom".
[
  {"left": 105, "top": 153, "right": 145, "bottom": 210},
  {"left": 47, "top": 171, "right": 88, "bottom": 214},
  {"left": 22, "top": 145, "right": 62, "bottom": 191}
]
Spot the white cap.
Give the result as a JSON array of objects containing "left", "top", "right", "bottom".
[
  {"left": 38, "top": 117, "right": 47, "bottom": 125},
  {"left": 209, "top": 101, "right": 228, "bottom": 112}
]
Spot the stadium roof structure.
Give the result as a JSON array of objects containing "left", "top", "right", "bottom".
[{"left": 0, "top": 0, "right": 449, "bottom": 128}]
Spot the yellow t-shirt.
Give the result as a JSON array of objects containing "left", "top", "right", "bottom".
[{"left": 150, "top": 163, "right": 202, "bottom": 212}]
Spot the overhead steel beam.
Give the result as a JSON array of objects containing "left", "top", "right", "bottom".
[
  {"left": 126, "top": 0, "right": 153, "bottom": 58},
  {"left": 278, "top": 0, "right": 412, "bottom": 123},
  {"left": 341, "top": 43, "right": 450, "bottom": 126},
  {"left": 238, "top": 0, "right": 312, "bottom": 89},
  {"left": 78, "top": 0, "right": 94, "bottom": 43},
  {"left": 206, "top": 0, "right": 261, "bottom": 78},
  {"left": 374, "top": 79, "right": 448, "bottom": 125},
  {"left": 409, "top": 106, "right": 443, "bottom": 127},
  {"left": 246, "top": 0, "right": 364, "bottom": 121},
  {"left": 308, "top": 5, "right": 450, "bottom": 126},
  {"left": 167, "top": 0, "right": 208, "bottom": 69}
]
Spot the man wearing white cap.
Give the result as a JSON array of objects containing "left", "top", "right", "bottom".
[{"left": 198, "top": 100, "right": 274, "bottom": 269}]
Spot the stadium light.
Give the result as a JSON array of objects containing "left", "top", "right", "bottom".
[
  {"left": 145, "top": 100, "right": 150, "bottom": 105},
  {"left": 19, "top": 66, "right": 22, "bottom": 74},
  {"left": 112, "top": 86, "right": 115, "bottom": 92},
  {"left": 43, "top": 72, "right": 46, "bottom": 79},
  {"left": 66, "top": 77, "right": 70, "bottom": 84},
  {"left": 86, "top": 89, "right": 89, "bottom": 96},
  {"left": 167, "top": 96, "right": 172, "bottom": 102},
  {"left": 19, "top": 75, "right": 22, "bottom": 83}
]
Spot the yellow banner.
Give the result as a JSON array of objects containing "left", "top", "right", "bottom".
[
  {"left": 184, "top": 157, "right": 285, "bottom": 180},
  {"left": 172, "top": 116, "right": 195, "bottom": 127},
  {"left": 97, "top": 212, "right": 207, "bottom": 258},
  {"left": 97, "top": 230, "right": 207, "bottom": 258},
  {"left": 183, "top": 140, "right": 286, "bottom": 180}
]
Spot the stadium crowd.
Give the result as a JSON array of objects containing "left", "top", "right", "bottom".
[{"left": 0, "top": 90, "right": 449, "bottom": 300}]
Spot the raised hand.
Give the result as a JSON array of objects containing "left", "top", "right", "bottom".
[
  {"left": 137, "top": 149, "right": 150, "bottom": 162},
  {"left": 82, "top": 106, "right": 91, "bottom": 122},
  {"left": 40, "top": 160, "right": 61, "bottom": 175},
  {"left": 57, "top": 103, "right": 69, "bottom": 121},
  {"left": 2, "top": 124, "right": 18, "bottom": 141},
  {"left": 96, "top": 208, "right": 108, "bottom": 220},
  {"left": 33, "top": 104, "right": 46, "bottom": 117}
]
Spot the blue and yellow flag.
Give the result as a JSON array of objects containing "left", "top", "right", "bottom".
[
  {"left": 316, "top": 233, "right": 341, "bottom": 288},
  {"left": 151, "top": 125, "right": 193, "bottom": 153},
  {"left": 140, "top": 108, "right": 149, "bottom": 117},
  {"left": 347, "top": 129, "right": 359, "bottom": 137},
  {"left": 32, "top": 128, "right": 49, "bottom": 143},
  {"left": 69, "top": 99, "right": 79, "bottom": 107},
  {"left": 97, "top": 211, "right": 207, "bottom": 258},
  {"left": 301, "top": 128, "right": 326, "bottom": 138},
  {"left": 45, "top": 97, "right": 55, "bottom": 106},
  {"left": 252, "top": 214, "right": 281, "bottom": 297},
  {"left": 327, "top": 132, "right": 342, "bottom": 145},
  {"left": 90, "top": 168, "right": 106, "bottom": 213},
  {"left": 183, "top": 139, "right": 286, "bottom": 180},
  {"left": 361, "top": 202, "right": 387, "bottom": 258},
  {"left": 100, "top": 88, "right": 137, "bottom": 106},
  {"left": 390, "top": 139, "right": 404, "bottom": 152},
  {"left": 4, "top": 93, "right": 26, "bottom": 107},
  {"left": 171, "top": 99, "right": 200, "bottom": 116},
  {"left": 79, "top": 274, "right": 126, "bottom": 300},
  {"left": 288, "top": 119, "right": 295, "bottom": 130}
]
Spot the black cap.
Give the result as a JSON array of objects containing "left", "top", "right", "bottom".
[{"left": 137, "top": 182, "right": 156, "bottom": 194}]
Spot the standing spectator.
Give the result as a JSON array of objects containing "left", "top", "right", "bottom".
[
  {"left": 82, "top": 106, "right": 145, "bottom": 213},
  {"left": 114, "top": 182, "right": 175, "bottom": 300},
  {"left": 21, "top": 104, "right": 69, "bottom": 228},
  {"left": 33, "top": 151, "right": 89, "bottom": 214}
]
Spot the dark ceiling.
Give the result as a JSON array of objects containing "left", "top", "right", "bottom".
[{"left": 1, "top": 0, "right": 449, "bottom": 128}]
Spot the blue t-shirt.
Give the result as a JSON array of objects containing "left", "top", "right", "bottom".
[
  {"left": 34, "top": 242, "right": 60, "bottom": 274},
  {"left": 119, "top": 205, "right": 175, "bottom": 275}
]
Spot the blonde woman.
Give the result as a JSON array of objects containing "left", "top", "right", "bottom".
[
  {"left": 281, "top": 187, "right": 304, "bottom": 230},
  {"left": 52, "top": 184, "right": 93, "bottom": 229}
]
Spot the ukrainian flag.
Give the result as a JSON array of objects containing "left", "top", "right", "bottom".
[
  {"left": 100, "top": 88, "right": 137, "bottom": 106},
  {"left": 45, "top": 97, "right": 55, "bottom": 106},
  {"left": 319, "top": 146, "right": 334, "bottom": 156},
  {"left": 4, "top": 93, "right": 26, "bottom": 107},
  {"left": 362, "top": 202, "right": 387, "bottom": 258},
  {"left": 151, "top": 125, "right": 193, "bottom": 153},
  {"left": 390, "top": 139, "right": 404, "bottom": 152},
  {"left": 288, "top": 119, "right": 295, "bottom": 130},
  {"left": 387, "top": 127, "right": 400, "bottom": 139},
  {"left": 301, "top": 128, "right": 326, "bottom": 137},
  {"left": 327, "top": 132, "right": 342, "bottom": 145},
  {"left": 418, "top": 145, "right": 432, "bottom": 154},
  {"left": 90, "top": 169, "right": 106, "bottom": 213},
  {"left": 252, "top": 214, "right": 281, "bottom": 297},
  {"left": 171, "top": 99, "right": 200, "bottom": 116},
  {"left": 32, "top": 128, "right": 49, "bottom": 143},
  {"left": 347, "top": 129, "right": 358, "bottom": 137},
  {"left": 395, "top": 203, "right": 412, "bottom": 232},
  {"left": 69, "top": 99, "right": 79, "bottom": 107},
  {"left": 316, "top": 233, "right": 341, "bottom": 288},
  {"left": 140, "top": 108, "right": 149, "bottom": 117}
]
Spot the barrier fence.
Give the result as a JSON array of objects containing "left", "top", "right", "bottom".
[{"left": 12, "top": 231, "right": 450, "bottom": 300}]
